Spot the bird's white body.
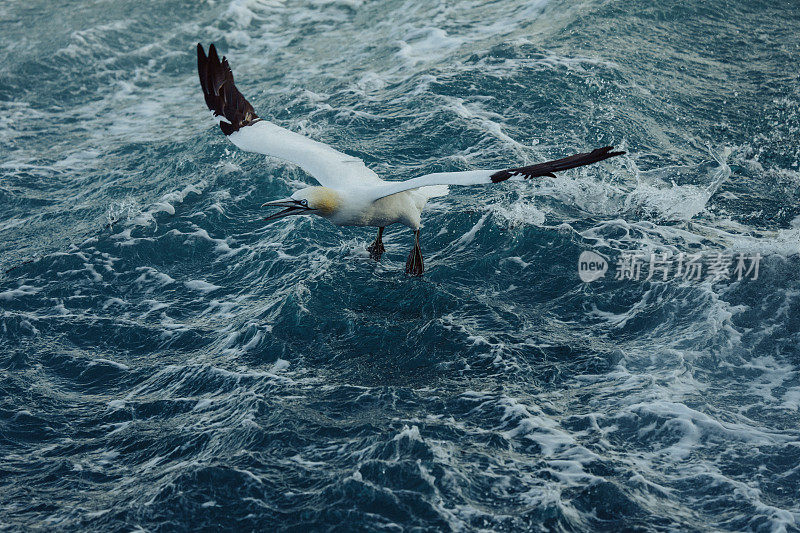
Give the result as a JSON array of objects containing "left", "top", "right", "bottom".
[
  {"left": 304, "top": 186, "right": 446, "bottom": 229},
  {"left": 328, "top": 190, "right": 421, "bottom": 228}
]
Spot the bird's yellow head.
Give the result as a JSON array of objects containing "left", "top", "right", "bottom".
[
  {"left": 293, "top": 187, "right": 341, "bottom": 216},
  {"left": 261, "top": 186, "right": 342, "bottom": 222}
]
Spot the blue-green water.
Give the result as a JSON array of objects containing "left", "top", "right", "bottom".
[{"left": 2, "top": 1, "right": 800, "bottom": 531}]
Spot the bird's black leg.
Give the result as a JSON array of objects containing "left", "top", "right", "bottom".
[
  {"left": 405, "top": 229, "right": 424, "bottom": 276},
  {"left": 367, "top": 226, "right": 386, "bottom": 261}
]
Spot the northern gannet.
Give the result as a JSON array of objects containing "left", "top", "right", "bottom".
[{"left": 197, "top": 44, "right": 624, "bottom": 275}]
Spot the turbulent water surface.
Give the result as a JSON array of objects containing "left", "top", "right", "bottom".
[{"left": 2, "top": 0, "right": 800, "bottom": 531}]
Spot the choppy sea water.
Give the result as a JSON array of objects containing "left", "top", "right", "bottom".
[{"left": 2, "top": 0, "right": 800, "bottom": 530}]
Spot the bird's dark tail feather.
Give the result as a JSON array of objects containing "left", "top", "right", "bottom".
[
  {"left": 490, "top": 146, "right": 625, "bottom": 183},
  {"left": 197, "top": 43, "right": 260, "bottom": 135}
]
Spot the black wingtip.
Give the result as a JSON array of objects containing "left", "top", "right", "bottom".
[
  {"left": 197, "top": 43, "right": 260, "bottom": 135},
  {"left": 490, "top": 171, "right": 509, "bottom": 183},
  {"left": 208, "top": 43, "right": 219, "bottom": 64},
  {"left": 197, "top": 43, "right": 207, "bottom": 65},
  {"left": 490, "top": 146, "right": 625, "bottom": 183}
]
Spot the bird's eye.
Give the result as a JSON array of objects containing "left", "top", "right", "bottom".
[{"left": 300, "top": 199, "right": 308, "bottom": 207}]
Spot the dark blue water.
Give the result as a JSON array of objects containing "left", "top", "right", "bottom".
[{"left": 2, "top": 1, "right": 799, "bottom": 530}]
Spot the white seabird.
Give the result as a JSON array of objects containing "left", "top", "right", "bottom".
[{"left": 197, "top": 44, "right": 624, "bottom": 275}]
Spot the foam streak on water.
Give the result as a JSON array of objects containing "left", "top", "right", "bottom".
[{"left": 1, "top": 0, "right": 800, "bottom": 530}]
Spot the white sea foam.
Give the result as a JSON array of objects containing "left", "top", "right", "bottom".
[
  {"left": 0, "top": 285, "right": 38, "bottom": 301},
  {"left": 184, "top": 280, "right": 221, "bottom": 293},
  {"left": 394, "top": 425, "right": 423, "bottom": 442}
]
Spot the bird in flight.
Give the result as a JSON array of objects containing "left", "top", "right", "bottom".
[{"left": 197, "top": 44, "right": 624, "bottom": 275}]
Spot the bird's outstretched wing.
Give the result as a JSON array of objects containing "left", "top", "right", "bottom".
[
  {"left": 367, "top": 146, "right": 625, "bottom": 202},
  {"left": 197, "top": 43, "right": 382, "bottom": 189}
]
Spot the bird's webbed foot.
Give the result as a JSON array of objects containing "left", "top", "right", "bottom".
[
  {"left": 404, "top": 230, "right": 424, "bottom": 276},
  {"left": 368, "top": 242, "right": 385, "bottom": 261},
  {"left": 367, "top": 227, "right": 385, "bottom": 261}
]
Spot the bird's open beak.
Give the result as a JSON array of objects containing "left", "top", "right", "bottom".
[{"left": 261, "top": 198, "right": 313, "bottom": 222}]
